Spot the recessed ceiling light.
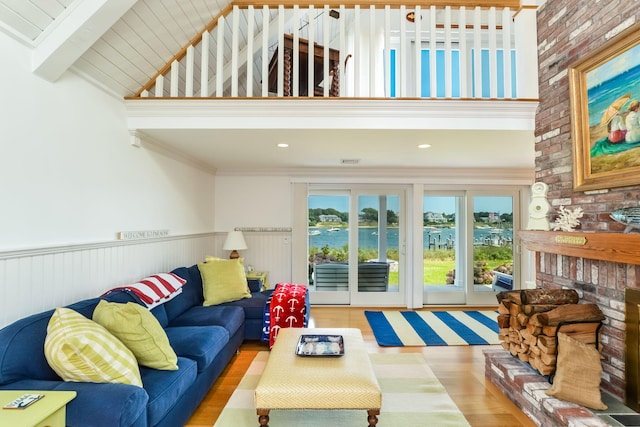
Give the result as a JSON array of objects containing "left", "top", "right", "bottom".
[
  {"left": 417, "top": 144, "right": 431, "bottom": 149},
  {"left": 277, "top": 143, "right": 289, "bottom": 148}
]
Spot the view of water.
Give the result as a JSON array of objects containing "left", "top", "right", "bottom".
[
  {"left": 588, "top": 62, "right": 640, "bottom": 127},
  {"left": 308, "top": 227, "right": 514, "bottom": 251}
]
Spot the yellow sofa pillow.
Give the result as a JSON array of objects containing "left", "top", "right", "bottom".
[
  {"left": 44, "top": 307, "right": 142, "bottom": 387},
  {"left": 93, "top": 300, "right": 178, "bottom": 370},
  {"left": 199, "top": 258, "right": 252, "bottom": 306}
]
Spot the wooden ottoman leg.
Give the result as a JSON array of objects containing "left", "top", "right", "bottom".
[
  {"left": 367, "top": 409, "right": 380, "bottom": 426},
  {"left": 257, "top": 409, "right": 270, "bottom": 427}
]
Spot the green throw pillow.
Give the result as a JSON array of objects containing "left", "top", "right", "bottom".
[
  {"left": 44, "top": 307, "right": 142, "bottom": 387},
  {"left": 199, "top": 258, "right": 252, "bottom": 306},
  {"left": 93, "top": 300, "right": 178, "bottom": 370}
]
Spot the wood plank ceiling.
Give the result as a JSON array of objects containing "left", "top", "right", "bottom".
[{"left": 0, "top": 0, "right": 226, "bottom": 97}]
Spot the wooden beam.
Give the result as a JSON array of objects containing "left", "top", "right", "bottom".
[{"left": 519, "top": 230, "right": 640, "bottom": 266}]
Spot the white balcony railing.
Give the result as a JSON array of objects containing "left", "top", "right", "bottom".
[{"left": 132, "top": 3, "right": 537, "bottom": 100}]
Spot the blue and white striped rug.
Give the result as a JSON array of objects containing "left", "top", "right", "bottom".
[{"left": 365, "top": 310, "right": 500, "bottom": 346}]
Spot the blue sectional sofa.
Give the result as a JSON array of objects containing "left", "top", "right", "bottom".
[{"left": 0, "top": 264, "right": 295, "bottom": 427}]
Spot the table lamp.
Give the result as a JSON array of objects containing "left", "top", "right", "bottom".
[{"left": 223, "top": 230, "right": 248, "bottom": 259}]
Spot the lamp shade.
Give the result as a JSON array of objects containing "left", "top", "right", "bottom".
[{"left": 223, "top": 231, "right": 248, "bottom": 259}]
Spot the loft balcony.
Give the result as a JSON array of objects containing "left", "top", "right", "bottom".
[
  {"left": 127, "top": 1, "right": 538, "bottom": 100},
  {"left": 123, "top": 1, "right": 539, "bottom": 173}
]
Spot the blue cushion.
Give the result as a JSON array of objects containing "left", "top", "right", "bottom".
[
  {"left": 164, "top": 266, "right": 203, "bottom": 321},
  {"left": 0, "top": 379, "right": 150, "bottom": 427},
  {"left": 150, "top": 303, "right": 169, "bottom": 328},
  {"left": 56, "top": 380, "right": 148, "bottom": 427},
  {"left": 140, "top": 357, "right": 197, "bottom": 426},
  {"left": 0, "top": 310, "right": 59, "bottom": 384},
  {"left": 169, "top": 306, "right": 244, "bottom": 337},
  {"left": 67, "top": 292, "right": 142, "bottom": 318},
  {"left": 164, "top": 326, "right": 229, "bottom": 372},
  {"left": 217, "top": 290, "right": 273, "bottom": 320}
]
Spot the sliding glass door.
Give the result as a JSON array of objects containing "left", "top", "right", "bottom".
[
  {"left": 351, "top": 192, "right": 403, "bottom": 305},
  {"left": 308, "top": 187, "right": 405, "bottom": 306},
  {"left": 466, "top": 193, "right": 516, "bottom": 305},
  {"left": 422, "top": 190, "right": 518, "bottom": 305},
  {"left": 422, "top": 193, "right": 465, "bottom": 304},
  {"left": 308, "top": 192, "right": 351, "bottom": 304}
]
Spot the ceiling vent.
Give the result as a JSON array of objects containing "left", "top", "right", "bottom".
[{"left": 340, "top": 159, "right": 360, "bottom": 165}]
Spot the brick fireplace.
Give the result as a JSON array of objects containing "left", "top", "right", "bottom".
[
  {"left": 530, "top": 0, "right": 640, "bottom": 417},
  {"left": 519, "top": 230, "right": 640, "bottom": 405},
  {"left": 625, "top": 288, "right": 640, "bottom": 411}
]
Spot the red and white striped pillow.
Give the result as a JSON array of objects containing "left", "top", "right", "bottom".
[{"left": 108, "top": 273, "right": 187, "bottom": 309}]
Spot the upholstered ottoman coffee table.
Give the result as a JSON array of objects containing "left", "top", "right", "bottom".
[{"left": 254, "top": 327, "right": 381, "bottom": 426}]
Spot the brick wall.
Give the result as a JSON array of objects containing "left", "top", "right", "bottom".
[{"left": 535, "top": 0, "right": 640, "bottom": 401}]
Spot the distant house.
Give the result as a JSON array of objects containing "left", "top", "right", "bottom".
[
  {"left": 488, "top": 212, "right": 501, "bottom": 223},
  {"left": 424, "top": 212, "right": 447, "bottom": 223},
  {"left": 319, "top": 214, "right": 341, "bottom": 223}
]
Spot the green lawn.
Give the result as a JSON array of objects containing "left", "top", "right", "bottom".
[{"left": 389, "top": 258, "right": 510, "bottom": 285}]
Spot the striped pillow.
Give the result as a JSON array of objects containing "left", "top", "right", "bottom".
[
  {"left": 109, "top": 273, "right": 187, "bottom": 309},
  {"left": 44, "top": 307, "right": 142, "bottom": 387}
]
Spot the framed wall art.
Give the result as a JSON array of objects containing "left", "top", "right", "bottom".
[{"left": 569, "top": 23, "right": 640, "bottom": 191}]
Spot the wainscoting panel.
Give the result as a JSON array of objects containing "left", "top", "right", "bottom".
[
  {"left": 220, "top": 231, "right": 294, "bottom": 288},
  {"left": 0, "top": 234, "right": 216, "bottom": 328}
]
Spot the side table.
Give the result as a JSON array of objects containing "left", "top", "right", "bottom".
[
  {"left": 0, "top": 390, "right": 76, "bottom": 427},
  {"left": 246, "top": 271, "right": 269, "bottom": 291}
]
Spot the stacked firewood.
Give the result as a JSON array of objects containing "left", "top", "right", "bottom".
[{"left": 496, "top": 289, "right": 605, "bottom": 376}]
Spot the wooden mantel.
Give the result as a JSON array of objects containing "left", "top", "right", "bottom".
[{"left": 518, "top": 230, "right": 640, "bottom": 265}]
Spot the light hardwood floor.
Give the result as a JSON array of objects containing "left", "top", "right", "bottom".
[{"left": 185, "top": 307, "right": 536, "bottom": 427}]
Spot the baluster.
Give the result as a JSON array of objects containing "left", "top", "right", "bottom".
[
  {"left": 339, "top": 4, "right": 346, "bottom": 97},
  {"left": 473, "top": 6, "right": 482, "bottom": 98},
  {"left": 384, "top": 6, "right": 391, "bottom": 97},
  {"left": 354, "top": 4, "right": 361, "bottom": 97},
  {"left": 232, "top": 5, "right": 240, "bottom": 97},
  {"left": 323, "top": 5, "right": 330, "bottom": 97},
  {"left": 444, "top": 6, "right": 452, "bottom": 98},
  {"left": 308, "top": 5, "right": 314, "bottom": 97},
  {"left": 502, "top": 7, "right": 513, "bottom": 99},
  {"left": 428, "top": 5, "right": 436, "bottom": 98},
  {"left": 247, "top": 6, "right": 254, "bottom": 97},
  {"left": 262, "top": 6, "right": 269, "bottom": 97},
  {"left": 398, "top": 5, "right": 405, "bottom": 97},
  {"left": 170, "top": 60, "right": 179, "bottom": 97},
  {"left": 185, "top": 45, "right": 194, "bottom": 97},
  {"left": 414, "top": 5, "right": 421, "bottom": 98},
  {"left": 155, "top": 75, "right": 164, "bottom": 97},
  {"left": 488, "top": 7, "right": 497, "bottom": 98},
  {"left": 369, "top": 5, "right": 376, "bottom": 97},
  {"left": 277, "top": 5, "right": 285, "bottom": 97},
  {"left": 216, "top": 16, "right": 225, "bottom": 97},
  {"left": 293, "top": 5, "right": 300, "bottom": 97},
  {"left": 200, "top": 31, "right": 209, "bottom": 97},
  {"left": 458, "top": 7, "right": 468, "bottom": 98}
]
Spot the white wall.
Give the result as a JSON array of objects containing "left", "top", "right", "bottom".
[
  {"left": 214, "top": 175, "right": 292, "bottom": 231},
  {"left": 214, "top": 175, "right": 293, "bottom": 284},
  {"left": 0, "top": 33, "right": 216, "bottom": 326},
  {"left": 0, "top": 34, "right": 215, "bottom": 250}
]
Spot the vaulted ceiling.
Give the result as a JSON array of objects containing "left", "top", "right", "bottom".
[
  {"left": 1, "top": 0, "right": 538, "bottom": 174},
  {"left": 1, "top": 0, "right": 226, "bottom": 96}
]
